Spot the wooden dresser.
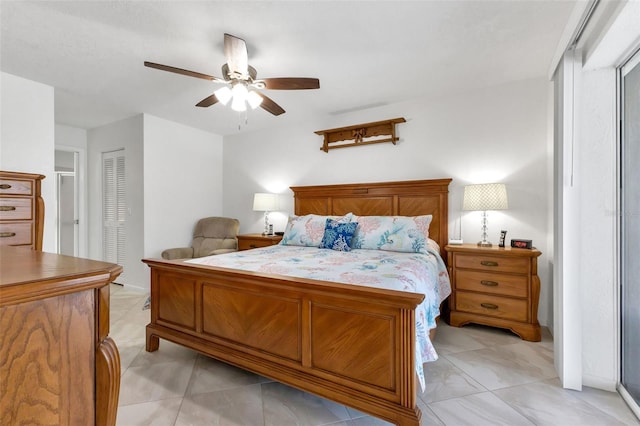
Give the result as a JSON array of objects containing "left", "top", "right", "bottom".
[
  {"left": 0, "top": 246, "right": 123, "bottom": 425},
  {"left": 237, "top": 233, "right": 283, "bottom": 250},
  {"left": 0, "top": 170, "right": 45, "bottom": 250},
  {"left": 445, "top": 244, "right": 542, "bottom": 341}
]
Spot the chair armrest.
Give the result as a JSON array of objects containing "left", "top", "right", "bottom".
[{"left": 161, "top": 247, "right": 194, "bottom": 260}]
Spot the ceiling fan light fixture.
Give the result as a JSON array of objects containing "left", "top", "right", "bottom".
[
  {"left": 231, "top": 83, "right": 248, "bottom": 111},
  {"left": 247, "top": 90, "right": 263, "bottom": 109},
  {"left": 214, "top": 86, "right": 232, "bottom": 105}
]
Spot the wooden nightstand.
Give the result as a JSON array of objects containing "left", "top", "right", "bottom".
[
  {"left": 445, "top": 244, "right": 542, "bottom": 341},
  {"left": 237, "top": 233, "right": 283, "bottom": 250}
]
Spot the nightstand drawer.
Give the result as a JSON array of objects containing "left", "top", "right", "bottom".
[
  {"left": 238, "top": 238, "right": 269, "bottom": 250},
  {"left": 455, "top": 253, "right": 529, "bottom": 274},
  {"left": 237, "top": 234, "right": 283, "bottom": 250},
  {"left": 456, "top": 270, "right": 528, "bottom": 298},
  {"left": 0, "top": 198, "right": 33, "bottom": 220},
  {"left": 455, "top": 292, "right": 528, "bottom": 322}
]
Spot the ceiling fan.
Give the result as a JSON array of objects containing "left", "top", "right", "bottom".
[{"left": 144, "top": 33, "right": 320, "bottom": 116}]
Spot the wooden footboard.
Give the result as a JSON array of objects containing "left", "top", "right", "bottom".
[{"left": 143, "top": 258, "right": 424, "bottom": 426}]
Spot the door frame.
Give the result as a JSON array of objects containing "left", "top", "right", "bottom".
[
  {"left": 617, "top": 46, "right": 640, "bottom": 418},
  {"left": 55, "top": 145, "right": 88, "bottom": 258}
]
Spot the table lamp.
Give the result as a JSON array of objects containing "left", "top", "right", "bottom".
[
  {"left": 463, "top": 183, "right": 508, "bottom": 247},
  {"left": 253, "top": 193, "right": 278, "bottom": 235}
]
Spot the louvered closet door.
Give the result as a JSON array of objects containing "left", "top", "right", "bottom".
[
  {"left": 102, "top": 150, "right": 126, "bottom": 280},
  {"left": 621, "top": 49, "right": 640, "bottom": 408}
]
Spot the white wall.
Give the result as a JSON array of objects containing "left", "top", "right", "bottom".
[
  {"left": 0, "top": 72, "right": 56, "bottom": 252},
  {"left": 223, "top": 77, "right": 554, "bottom": 326},
  {"left": 86, "top": 114, "right": 223, "bottom": 291},
  {"left": 88, "top": 114, "right": 144, "bottom": 287},
  {"left": 143, "top": 114, "right": 224, "bottom": 261}
]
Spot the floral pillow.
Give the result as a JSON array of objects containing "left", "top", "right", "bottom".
[
  {"left": 281, "top": 213, "right": 353, "bottom": 247},
  {"left": 319, "top": 218, "right": 359, "bottom": 252},
  {"left": 351, "top": 215, "right": 433, "bottom": 253}
]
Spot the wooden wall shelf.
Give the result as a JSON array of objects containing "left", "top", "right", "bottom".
[{"left": 315, "top": 117, "right": 406, "bottom": 152}]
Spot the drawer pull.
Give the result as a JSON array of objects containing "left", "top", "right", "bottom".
[
  {"left": 0, "top": 232, "right": 16, "bottom": 238},
  {"left": 480, "top": 303, "right": 499, "bottom": 310},
  {"left": 250, "top": 244, "right": 258, "bottom": 248},
  {"left": 480, "top": 280, "right": 498, "bottom": 287},
  {"left": 480, "top": 260, "right": 498, "bottom": 267},
  {"left": 0, "top": 184, "right": 11, "bottom": 189},
  {"left": 0, "top": 206, "right": 16, "bottom": 211}
]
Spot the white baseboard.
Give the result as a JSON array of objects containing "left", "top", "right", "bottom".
[{"left": 583, "top": 374, "right": 617, "bottom": 392}]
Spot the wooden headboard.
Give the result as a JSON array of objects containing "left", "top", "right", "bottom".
[{"left": 290, "top": 179, "right": 452, "bottom": 259}]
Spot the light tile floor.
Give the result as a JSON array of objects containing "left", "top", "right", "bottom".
[{"left": 110, "top": 284, "right": 640, "bottom": 425}]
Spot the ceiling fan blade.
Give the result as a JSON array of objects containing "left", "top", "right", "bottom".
[
  {"left": 144, "top": 61, "right": 218, "bottom": 81},
  {"left": 224, "top": 33, "right": 249, "bottom": 76},
  {"left": 195, "top": 94, "right": 219, "bottom": 107},
  {"left": 258, "top": 93, "right": 286, "bottom": 116},
  {"left": 261, "top": 78, "right": 320, "bottom": 90}
]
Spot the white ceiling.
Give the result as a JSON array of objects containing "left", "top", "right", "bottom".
[{"left": 1, "top": 1, "right": 576, "bottom": 136}]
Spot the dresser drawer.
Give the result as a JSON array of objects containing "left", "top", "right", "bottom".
[
  {"left": 0, "top": 223, "right": 33, "bottom": 246},
  {"left": 0, "top": 179, "right": 33, "bottom": 196},
  {"left": 454, "top": 253, "right": 529, "bottom": 274},
  {"left": 0, "top": 198, "right": 33, "bottom": 220},
  {"left": 455, "top": 291, "right": 528, "bottom": 322},
  {"left": 456, "top": 270, "right": 528, "bottom": 298}
]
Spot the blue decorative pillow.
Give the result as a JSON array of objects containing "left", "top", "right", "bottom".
[{"left": 319, "top": 219, "right": 358, "bottom": 252}]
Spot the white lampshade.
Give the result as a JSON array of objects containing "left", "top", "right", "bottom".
[
  {"left": 247, "top": 90, "right": 263, "bottom": 109},
  {"left": 214, "top": 86, "right": 232, "bottom": 105},
  {"left": 253, "top": 193, "right": 278, "bottom": 212},
  {"left": 463, "top": 183, "right": 508, "bottom": 211}
]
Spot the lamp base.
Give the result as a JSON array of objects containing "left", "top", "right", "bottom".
[{"left": 477, "top": 241, "right": 493, "bottom": 247}]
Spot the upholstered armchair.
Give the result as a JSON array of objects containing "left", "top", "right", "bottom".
[{"left": 161, "top": 216, "right": 240, "bottom": 260}]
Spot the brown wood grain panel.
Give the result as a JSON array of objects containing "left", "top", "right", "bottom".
[
  {"left": 333, "top": 197, "right": 393, "bottom": 216},
  {"left": 202, "top": 283, "right": 301, "bottom": 361},
  {"left": 296, "top": 198, "right": 330, "bottom": 215},
  {"left": 0, "top": 291, "right": 95, "bottom": 425},
  {"left": 311, "top": 303, "right": 395, "bottom": 389},
  {"left": 398, "top": 196, "right": 438, "bottom": 216},
  {"left": 157, "top": 273, "right": 196, "bottom": 329}
]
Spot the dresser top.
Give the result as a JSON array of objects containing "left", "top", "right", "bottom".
[{"left": 0, "top": 246, "right": 122, "bottom": 305}]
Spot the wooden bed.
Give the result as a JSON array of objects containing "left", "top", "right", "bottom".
[{"left": 143, "top": 178, "right": 451, "bottom": 425}]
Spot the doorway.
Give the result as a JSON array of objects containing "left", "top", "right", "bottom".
[
  {"left": 54, "top": 149, "right": 79, "bottom": 256},
  {"left": 620, "top": 48, "right": 640, "bottom": 413}
]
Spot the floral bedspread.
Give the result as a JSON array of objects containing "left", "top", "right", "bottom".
[{"left": 187, "top": 243, "right": 451, "bottom": 391}]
